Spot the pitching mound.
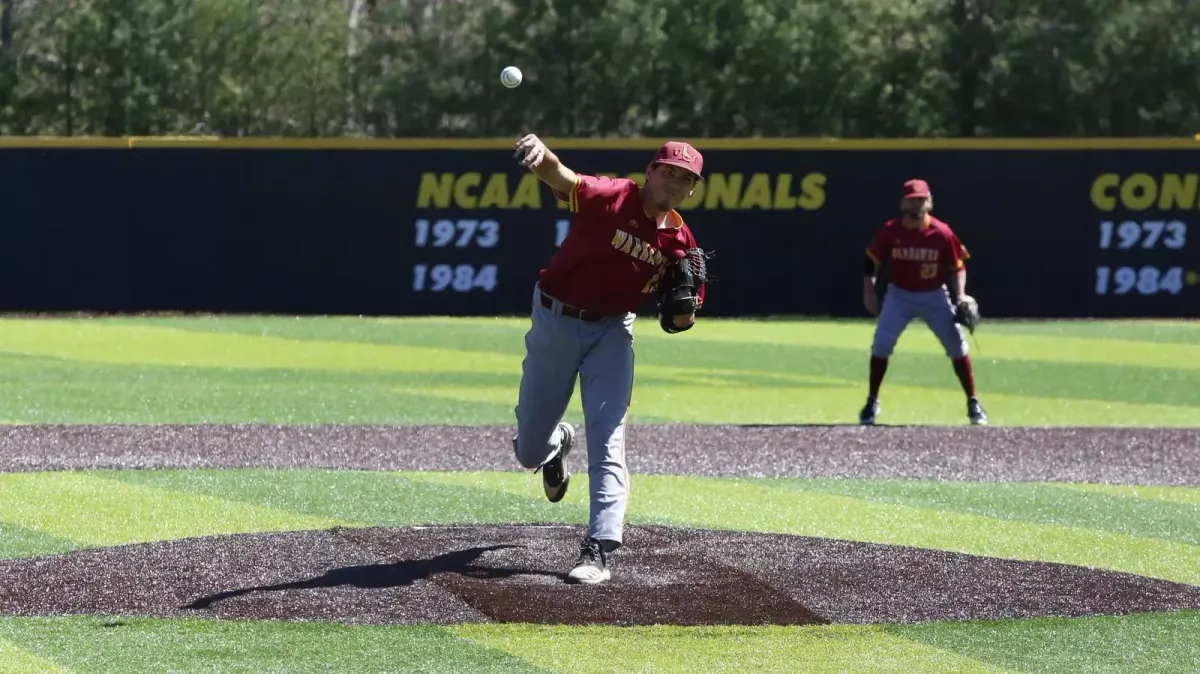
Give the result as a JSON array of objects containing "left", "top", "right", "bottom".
[{"left": 2, "top": 524, "right": 1198, "bottom": 626}]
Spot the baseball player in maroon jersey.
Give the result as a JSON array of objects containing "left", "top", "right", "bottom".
[
  {"left": 509, "top": 134, "right": 710, "bottom": 584},
  {"left": 860, "top": 179, "right": 987, "bottom": 426}
]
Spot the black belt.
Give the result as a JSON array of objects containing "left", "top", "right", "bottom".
[{"left": 540, "top": 290, "right": 604, "bottom": 322}]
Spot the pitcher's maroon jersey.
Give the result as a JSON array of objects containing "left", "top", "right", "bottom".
[{"left": 540, "top": 174, "right": 706, "bottom": 314}]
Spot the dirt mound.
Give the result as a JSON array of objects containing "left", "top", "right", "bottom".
[
  {"left": 1, "top": 524, "right": 1197, "bottom": 627},
  {"left": 1, "top": 424, "right": 1197, "bottom": 485}
]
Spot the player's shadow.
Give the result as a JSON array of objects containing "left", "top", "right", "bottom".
[{"left": 182, "top": 544, "right": 563, "bottom": 610}]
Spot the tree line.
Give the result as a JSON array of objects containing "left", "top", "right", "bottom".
[{"left": 0, "top": 0, "right": 1196, "bottom": 138}]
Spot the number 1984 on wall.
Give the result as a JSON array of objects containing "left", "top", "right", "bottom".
[
  {"left": 413, "top": 264, "right": 498, "bottom": 292},
  {"left": 1095, "top": 266, "right": 1186, "bottom": 295}
]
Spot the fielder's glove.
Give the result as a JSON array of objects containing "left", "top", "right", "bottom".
[
  {"left": 657, "top": 247, "right": 712, "bottom": 334},
  {"left": 954, "top": 294, "right": 981, "bottom": 334}
]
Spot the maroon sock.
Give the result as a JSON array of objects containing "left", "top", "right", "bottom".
[
  {"left": 952, "top": 355, "right": 976, "bottom": 397},
  {"left": 869, "top": 357, "right": 888, "bottom": 398}
]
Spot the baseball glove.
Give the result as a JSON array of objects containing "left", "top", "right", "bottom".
[
  {"left": 657, "top": 247, "right": 711, "bottom": 334},
  {"left": 954, "top": 294, "right": 981, "bottom": 334}
]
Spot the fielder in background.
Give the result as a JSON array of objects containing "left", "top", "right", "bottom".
[
  {"left": 860, "top": 178, "right": 987, "bottom": 426},
  {"left": 509, "top": 134, "right": 711, "bottom": 585}
]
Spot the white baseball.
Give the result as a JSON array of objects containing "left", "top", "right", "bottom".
[{"left": 500, "top": 66, "right": 522, "bottom": 88}]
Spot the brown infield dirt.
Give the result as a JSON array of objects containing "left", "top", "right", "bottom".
[{"left": 0, "top": 423, "right": 1198, "bottom": 627}]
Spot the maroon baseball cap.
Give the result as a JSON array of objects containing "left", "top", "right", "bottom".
[
  {"left": 651, "top": 141, "right": 703, "bottom": 179},
  {"left": 903, "top": 179, "right": 931, "bottom": 198}
]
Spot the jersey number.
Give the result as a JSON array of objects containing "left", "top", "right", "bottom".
[{"left": 919, "top": 263, "right": 938, "bottom": 279}]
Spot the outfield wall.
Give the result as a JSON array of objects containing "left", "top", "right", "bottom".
[{"left": 2, "top": 137, "right": 1198, "bottom": 318}]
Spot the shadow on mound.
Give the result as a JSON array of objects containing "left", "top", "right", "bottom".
[
  {"left": 1, "top": 525, "right": 1198, "bottom": 626},
  {"left": 181, "top": 543, "right": 555, "bottom": 609}
]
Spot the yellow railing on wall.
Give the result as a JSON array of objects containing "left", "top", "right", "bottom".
[{"left": 0, "top": 136, "right": 1198, "bottom": 150}]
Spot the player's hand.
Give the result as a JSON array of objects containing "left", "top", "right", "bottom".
[
  {"left": 863, "top": 290, "right": 880, "bottom": 316},
  {"left": 513, "top": 134, "right": 547, "bottom": 169}
]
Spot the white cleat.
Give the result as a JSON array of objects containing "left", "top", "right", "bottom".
[
  {"left": 567, "top": 537, "right": 610, "bottom": 585},
  {"left": 968, "top": 397, "right": 988, "bottom": 425},
  {"left": 859, "top": 397, "right": 880, "bottom": 425}
]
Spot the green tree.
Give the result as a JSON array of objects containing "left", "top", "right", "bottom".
[{"left": 0, "top": 0, "right": 1197, "bottom": 137}]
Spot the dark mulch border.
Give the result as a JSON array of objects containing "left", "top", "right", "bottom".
[{"left": 0, "top": 424, "right": 1197, "bottom": 485}]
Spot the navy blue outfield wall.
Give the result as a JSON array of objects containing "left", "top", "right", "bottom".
[{"left": 1, "top": 137, "right": 1198, "bottom": 319}]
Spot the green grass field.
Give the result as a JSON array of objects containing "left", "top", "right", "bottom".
[
  {"left": 3, "top": 315, "right": 1199, "bottom": 426},
  {"left": 0, "top": 315, "right": 1197, "bottom": 673}
]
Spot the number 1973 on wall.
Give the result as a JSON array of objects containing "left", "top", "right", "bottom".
[{"left": 1098, "top": 220, "right": 1186, "bottom": 249}]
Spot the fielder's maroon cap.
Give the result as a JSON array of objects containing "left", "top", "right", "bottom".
[
  {"left": 903, "top": 179, "right": 931, "bottom": 198},
  {"left": 651, "top": 141, "right": 703, "bottom": 179}
]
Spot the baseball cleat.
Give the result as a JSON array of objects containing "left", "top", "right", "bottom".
[
  {"left": 859, "top": 397, "right": 880, "bottom": 425},
  {"left": 537, "top": 422, "right": 575, "bottom": 503},
  {"left": 968, "top": 397, "right": 988, "bottom": 425},
  {"left": 567, "top": 537, "right": 610, "bottom": 585}
]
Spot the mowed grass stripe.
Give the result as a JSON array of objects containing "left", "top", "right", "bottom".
[
  {"left": 0, "top": 638, "right": 68, "bottom": 674},
  {"left": 3, "top": 347, "right": 1195, "bottom": 424},
  {"left": 886, "top": 610, "right": 1200, "bottom": 674},
  {"left": 977, "top": 319, "right": 1200, "bottom": 345},
  {"left": 0, "top": 523, "right": 82, "bottom": 561},
  {"left": 109, "top": 315, "right": 532, "bottom": 357},
  {"left": 776, "top": 479, "right": 1200, "bottom": 545},
  {"left": 0, "top": 320, "right": 518, "bottom": 373},
  {"left": 649, "top": 321, "right": 1200, "bottom": 371},
  {"left": 1057, "top": 483, "right": 1200, "bottom": 506},
  {"left": 0, "top": 617, "right": 544, "bottom": 674},
  {"left": 0, "top": 613, "right": 1194, "bottom": 674},
  {"left": 112, "top": 314, "right": 1200, "bottom": 365},
  {"left": 0, "top": 473, "right": 348, "bottom": 546},
  {"left": 452, "top": 624, "right": 1013, "bottom": 674},
  {"left": 103, "top": 468, "right": 592, "bottom": 527},
  {"left": 0, "top": 353, "right": 523, "bottom": 425},
  {"left": 8, "top": 319, "right": 1200, "bottom": 403},
  {"left": 93, "top": 316, "right": 1200, "bottom": 409},
  {"left": 404, "top": 382, "right": 1200, "bottom": 426},
  {"left": 410, "top": 472, "right": 1200, "bottom": 584},
  {"left": 631, "top": 342, "right": 1200, "bottom": 408},
  {"left": 397, "top": 384, "right": 844, "bottom": 428},
  {"left": 2, "top": 320, "right": 1199, "bottom": 423}
]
